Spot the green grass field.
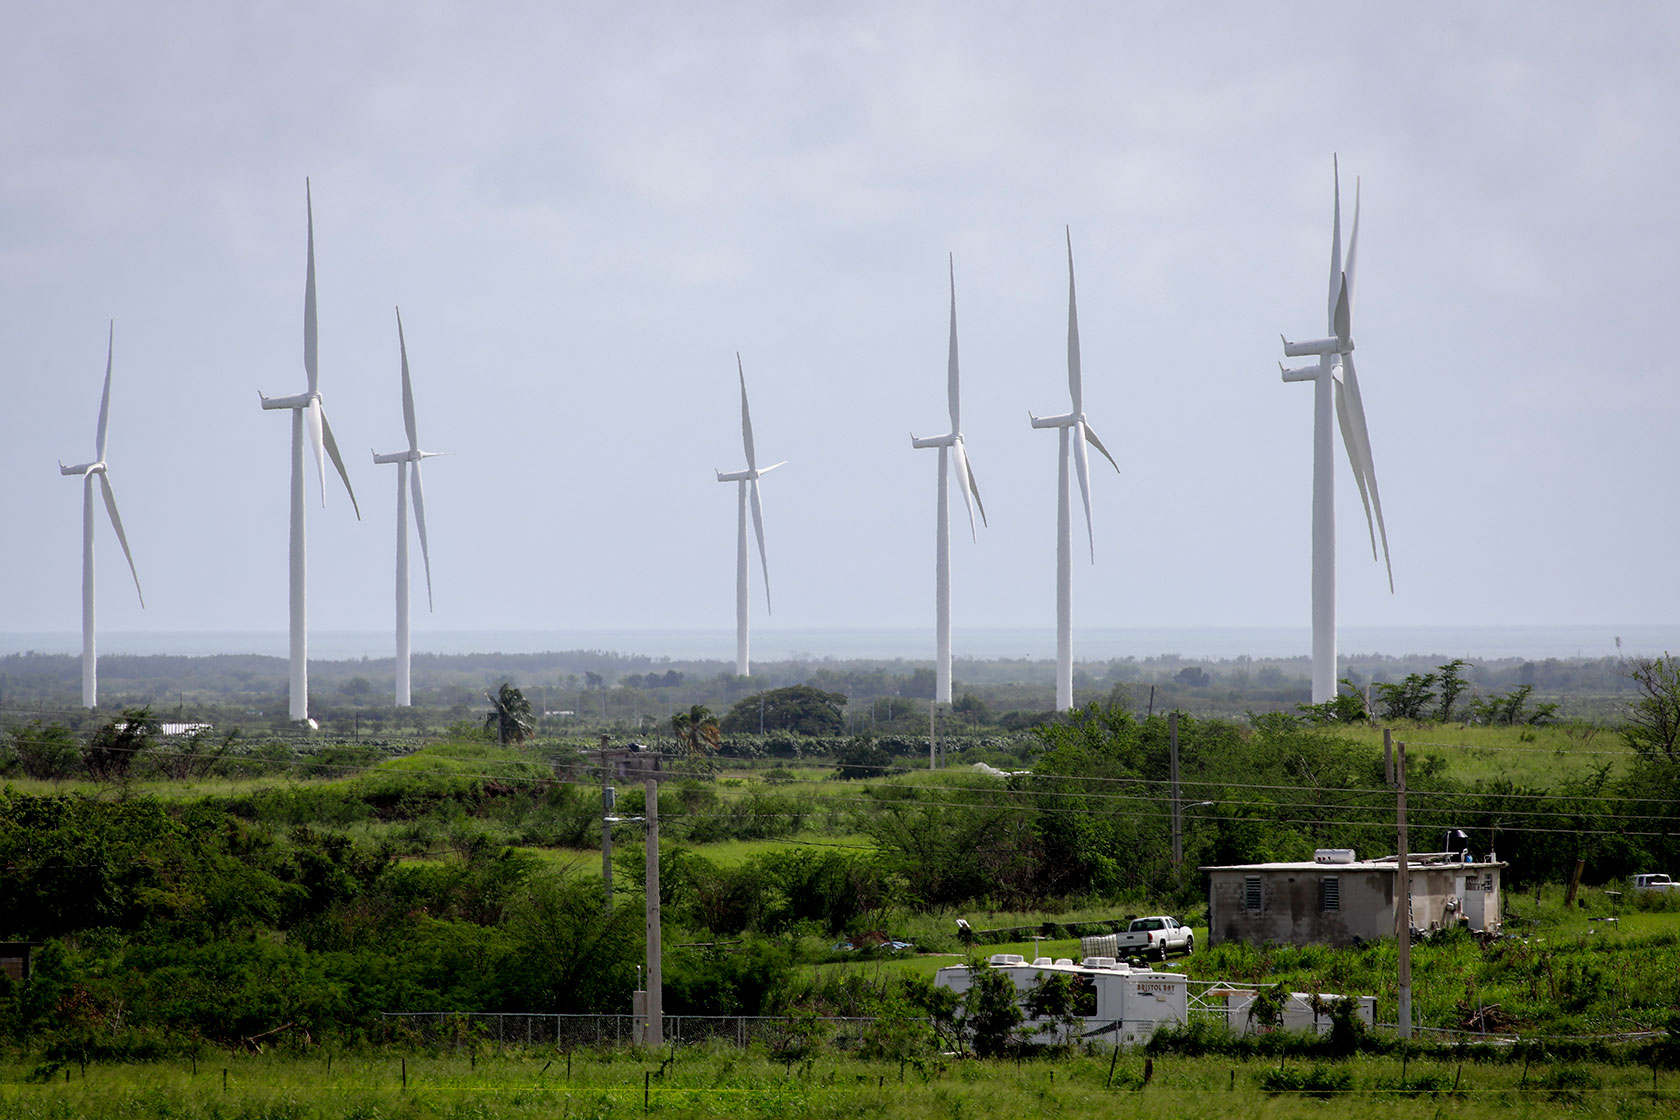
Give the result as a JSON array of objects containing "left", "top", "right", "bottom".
[
  {"left": 1337, "top": 721, "right": 1638, "bottom": 787},
  {"left": 2, "top": 1048, "right": 1673, "bottom": 1119}
]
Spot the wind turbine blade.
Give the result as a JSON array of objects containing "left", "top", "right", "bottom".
[
  {"left": 1328, "top": 156, "right": 1342, "bottom": 330},
  {"left": 963, "top": 450, "right": 987, "bottom": 528},
  {"left": 1345, "top": 176, "right": 1360, "bottom": 311},
  {"left": 749, "top": 476, "right": 771, "bottom": 613},
  {"left": 1084, "top": 423, "right": 1120, "bottom": 474},
  {"left": 1073, "top": 423, "right": 1094, "bottom": 562},
  {"left": 737, "top": 354, "right": 757, "bottom": 471},
  {"left": 96, "top": 321, "right": 114, "bottom": 461},
  {"left": 1333, "top": 275, "right": 1352, "bottom": 350},
  {"left": 951, "top": 440, "right": 981, "bottom": 539},
  {"left": 304, "top": 180, "right": 319, "bottom": 395},
  {"left": 1340, "top": 353, "right": 1393, "bottom": 591},
  {"left": 306, "top": 397, "right": 327, "bottom": 505},
  {"left": 97, "top": 472, "right": 144, "bottom": 608},
  {"left": 1065, "top": 228, "right": 1082, "bottom": 414},
  {"left": 1333, "top": 371, "right": 1377, "bottom": 560},
  {"left": 397, "top": 307, "right": 418, "bottom": 451},
  {"left": 319, "top": 407, "right": 361, "bottom": 520},
  {"left": 947, "top": 254, "right": 961, "bottom": 433},
  {"left": 412, "top": 460, "right": 434, "bottom": 611}
]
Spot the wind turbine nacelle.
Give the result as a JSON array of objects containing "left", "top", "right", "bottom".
[
  {"left": 372, "top": 449, "right": 423, "bottom": 465},
  {"left": 59, "top": 460, "right": 102, "bottom": 476},
  {"left": 261, "top": 391, "right": 316, "bottom": 410},
  {"left": 1030, "top": 411, "right": 1079, "bottom": 430},
  {"left": 1281, "top": 335, "right": 1351, "bottom": 358},
  {"left": 912, "top": 432, "right": 956, "bottom": 449},
  {"left": 1279, "top": 363, "right": 1320, "bottom": 383},
  {"left": 716, "top": 468, "right": 754, "bottom": 483}
]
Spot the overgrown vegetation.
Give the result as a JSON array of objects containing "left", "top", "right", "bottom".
[{"left": 0, "top": 660, "right": 1676, "bottom": 1065}]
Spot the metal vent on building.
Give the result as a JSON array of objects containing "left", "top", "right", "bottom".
[
  {"left": 1321, "top": 876, "right": 1340, "bottom": 911},
  {"left": 1244, "top": 875, "right": 1262, "bottom": 910}
]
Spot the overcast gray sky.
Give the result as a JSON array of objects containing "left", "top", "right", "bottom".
[{"left": 4, "top": 1, "right": 1677, "bottom": 653}]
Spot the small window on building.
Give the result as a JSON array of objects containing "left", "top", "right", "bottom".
[
  {"left": 1244, "top": 875, "right": 1262, "bottom": 910},
  {"left": 1321, "top": 876, "right": 1340, "bottom": 912}
]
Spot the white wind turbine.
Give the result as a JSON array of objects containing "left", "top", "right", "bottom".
[
  {"left": 259, "top": 181, "right": 361, "bottom": 723},
  {"left": 1030, "top": 231, "right": 1119, "bottom": 711},
  {"left": 1278, "top": 156, "right": 1393, "bottom": 704},
  {"left": 911, "top": 256, "right": 986, "bottom": 705},
  {"left": 372, "top": 309, "right": 442, "bottom": 707},
  {"left": 715, "top": 356, "right": 784, "bottom": 676},
  {"left": 58, "top": 321, "right": 144, "bottom": 709}
]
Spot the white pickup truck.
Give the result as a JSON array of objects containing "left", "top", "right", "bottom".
[
  {"left": 1082, "top": 916, "right": 1195, "bottom": 961},
  {"left": 1631, "top": 873, "right": 1677, "bottom": 892}
]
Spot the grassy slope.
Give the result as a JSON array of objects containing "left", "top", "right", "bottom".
[{"left": 1335, "top": 721, "right": 1637, "bottom": 786}]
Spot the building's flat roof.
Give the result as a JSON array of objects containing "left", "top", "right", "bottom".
[{"left": 1201, "top": 856, "right": 1506, "bottom": 873}]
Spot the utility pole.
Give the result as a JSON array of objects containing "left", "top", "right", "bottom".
[
  {"left": 644, "top": 766, "right": 663, "bottom": 1047},
  {"left": 1383, "top": 726, "right": 1394, "bottom": 788},
  {"left": 1170, "top": 712, "right": 1183, "bottom": 870},
  {"left": 1396, "top": 740, "right": 1412, "bottom": 1039},
  {"left": 599, "top": 735, "right": 615, "bottom": 913}
]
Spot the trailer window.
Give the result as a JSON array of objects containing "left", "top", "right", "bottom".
[{"left": 1073, "top": 975, "right": 1096, "bottom": 1016}]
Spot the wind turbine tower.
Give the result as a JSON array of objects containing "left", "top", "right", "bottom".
[
  {"left": 372, "top": 309, "right": 442, "bottom": 706},
  {"left": 1030, "top": 232, "right": 1119, "bottom": 711},
  {"left": 911, "top": 256, "right": 986, "bottom": 705},
  {"left": 58, "top": 322, "right": 144, "bottom": 708},
  {"left": 259, "top": 182, "right": 361, "bottom": 722},
  {"left": 715, "top": 357, "right": 784, "bottom": 676},
  {"left": 1278, "top": 157, "right": 1393, "bottom": 704}
]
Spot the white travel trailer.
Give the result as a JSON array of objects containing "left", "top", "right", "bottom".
[
  {"left": 935, "top": 954, "right": 1379, "bottom": 1046},
  {"left": 933, "top": 954, "right": 1188, "bottom": 1047}
]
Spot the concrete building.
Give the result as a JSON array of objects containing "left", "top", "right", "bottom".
[
  {"left": 1202, "top": 848, "right": 1505, "bottom": 949},
  {"left": 0, "top": 943, "right": 38, "bottom": 982}
]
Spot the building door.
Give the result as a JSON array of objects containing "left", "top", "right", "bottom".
[{"left": 1461, "top": 883, "right": 1486, "bottom": 930}]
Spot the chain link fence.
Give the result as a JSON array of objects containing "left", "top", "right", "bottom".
[{"left": 382, "top": 1012, "right": 899, "bottom": 1052}]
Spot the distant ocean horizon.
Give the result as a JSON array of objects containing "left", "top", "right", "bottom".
[{"left": 1, "top": 625, "right": 1671, "bottom": 663}]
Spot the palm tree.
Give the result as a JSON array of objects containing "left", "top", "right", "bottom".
[
  {"left": 671, "top": 704, "right": 720, "bottom": 759},
  {"left": 484, "top": 681, "right": 535, "bottom": 746}
]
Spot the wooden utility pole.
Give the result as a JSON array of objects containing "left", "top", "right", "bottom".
[
  {"left": 644, "top": 769, "right": 663, "bottom": 1048},
  {"left": 1383, "top": 727, "right": 1394, "bottom": 788},
  {"left": 599, "top": 736, "right": 615, "bottom": 913},
  {"left": 1564, "top": 858, "right": 1587, "bottom": 908},
  {"left": 1170, "top": 712, "right": 1183, "bottom": 870},
  {"left": 1396, "top": 740, "right": 1412, "bottom": 1039}
]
